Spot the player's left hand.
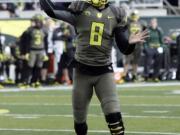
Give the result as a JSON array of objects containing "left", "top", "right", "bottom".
[{"left": 129, "top": 29, "right": 149, "bottom": 44}]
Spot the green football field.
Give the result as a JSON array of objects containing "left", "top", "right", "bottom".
[{"left": 0, "top": 83, "right": 180, "bottom": 135}]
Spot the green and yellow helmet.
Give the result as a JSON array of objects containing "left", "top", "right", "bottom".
[
  {"left": 32, "top": 14, "right": 44, "bottom": 28},
  {"left": 87, "top": 0, "right": 108, "bottom": 7},
  {"left": 130, "top": 10, "right": 140, "bottom": 22},
  {"left": 32, "top": 14, "right": 44, "bottom": 22}
]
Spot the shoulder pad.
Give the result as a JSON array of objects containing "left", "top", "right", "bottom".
[
  {"left": 68, "top": 1, "right": 89, "bottom": 13},
  {"left": 109, "top": 5, "right": 127, "bottom": 27}
]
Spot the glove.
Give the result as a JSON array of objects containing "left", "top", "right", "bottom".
[
  {"left": 25, "top": 53, "right": 30, "bottom": 60},
  {"left": 43, "top": 55, "right": 49, "bottom": 61}
]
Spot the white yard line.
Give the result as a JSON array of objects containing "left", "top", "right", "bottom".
[
  {"left": 172, "top": 90, "right": 180, "bottom": 94},
  {"left": 117, "top": 82, "right": 180, "bottom": 88},
  {"left": 1, "top": 82, "right": 180, "bottom": 92},
  {"left": 122, "top": 104, "right": 180, "bottom": 107},
  {"left": 14, "top": 116, "right": 40, "bottom": 119},
  {"left": 124, "top": 115, "right": 180, "bottom": 119},
  {"left": 1, "top": 113, "right": 180, "bottom": 119},
  {"left": 0, "top": 128, "right": 179, "bottom": 135},
  {"left": 0, "top": 102, "right": 180, "bottom": 107},
  {"left": 143, "top": 111, "right": 169, "bottom": 114},
  {"left": 2, "top": 95, "right": 180, "bottom": 98},
  {"left": 120, "top": 96, "right": 180, "bottom": 98},
  {"left": 1, "top": 95, "right": 71, "bottom": 98}
]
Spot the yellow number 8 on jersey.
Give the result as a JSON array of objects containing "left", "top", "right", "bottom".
[{"left": 90, "top": 22, "right": 104, "bottom": 46}]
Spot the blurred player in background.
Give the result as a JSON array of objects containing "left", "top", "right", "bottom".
[
  {"left": 56, "top": 22, "right": 75, "bottom": 85},
  {"left": 0, "top": 32, "right": 15, "bottom": 86},
  {"left": 18, "top": 17, "right": 35, "bottom": 87},
  {"left": 63, "top": 23, "right": 76, "bottom": 84},
  {"left": 53, "top": 21, "right": 65, "bottom": 83},
  {"left": 144, "top": 18, "right": 163, "bottom": 82},
  {"left": 41, "top": 18, "right": 54, "bottom": 85},
  {"left": 40, "top": 0, "right": 148, "bottom": 134},
  {"left": 19, "top": 14, "right": 47, "bottom": 88},
  {"left": 3, "top": 44, "right": 15, "bottom": 85},
  {"left": 123, "top": 10, "right": 142, "bottom": 82},
  {"left": 11, "top": 40, "right": 22, "bottom": 84}
]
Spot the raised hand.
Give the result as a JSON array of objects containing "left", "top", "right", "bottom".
[{"left": 129, "top": 29, "right": 149, "bottom": 44}]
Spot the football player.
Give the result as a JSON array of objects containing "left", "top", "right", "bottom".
[
  {"left": 123, "top": 10, "right": 143, "bottom": 82},
  {"left": 40, "top": 0, "right": 148, "bottom": 134},
  {"left": 54, "top": 22, "right": 75, "bottom": 85},
  {"left": 20, "top": 14, "right": 47, "bottom": 87}
]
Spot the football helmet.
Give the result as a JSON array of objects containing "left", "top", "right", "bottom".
[
  {"left": 87, "top": 0, "right": 108, "bottom": 7},
  {"left": 130, "top": 10, "right": 140, "bottom": 21},
  {"left": 32, "top": 14, "right": 44, "bottom": 28}
]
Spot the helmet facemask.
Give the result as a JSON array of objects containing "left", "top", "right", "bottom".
[
  {"left": 87, "top": 0, "right": 108, "bottom": 7},
  {"left": 130, "top": 10, "right": 140, "bottom": 22},
  {"left": 32, "top": 14, "right": 44, "bottom": 28}
]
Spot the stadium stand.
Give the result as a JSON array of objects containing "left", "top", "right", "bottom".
[{"left": 0, "top": 0, "right": 178, "bottom": 18}]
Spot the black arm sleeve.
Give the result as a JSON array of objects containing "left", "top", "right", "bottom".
[
  {"left": 114, "top": 27, "right": 135, "bottom": 55},
  {"left": 53, "top": 2, "right": 71, "bottom": 10},
  {"left": 40, "top": 0, "right": 70, "bottom": 16},
  {"left": 40, "top": 0, "right": 56, "bottom": 18},
  {"left": 40, "top": 0, "right": 76, "bottom": 25}
]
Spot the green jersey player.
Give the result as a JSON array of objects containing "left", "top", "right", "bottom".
[
  {"left": 40, "top": 0, "right": 148, "bottom": 134},
  {"left": 20, "top": 14, "right": 47, "bottom": 87}
]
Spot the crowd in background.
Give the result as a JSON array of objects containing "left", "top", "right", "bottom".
[
  {"left": 0, "top": 10, "right": 179, "bottom": 88},
  {"left": 0, "top": 14, "right": 75, "bottom": 88},
  {"left": 0, "top": 2, "right": 40, "bottom": 17},
  {"left": 119, "top": 10, "right": 177, "bottom": 83},
  {"left": 0, "top": 2, "right": 39, "bottom": 11}
]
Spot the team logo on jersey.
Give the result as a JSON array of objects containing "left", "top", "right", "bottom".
[
  {"left": 84, "top": 11, "right": 91, "bottom": 16},
  {"left": 107, "top": 16, "right": 113, "bottom": 19},
  {"left": 97, "top": 13, "right": 102, "bottom": 18}
]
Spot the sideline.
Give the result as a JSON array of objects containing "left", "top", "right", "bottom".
[{"left": 1, "top": 82, "right": 180, "bottom": 92}]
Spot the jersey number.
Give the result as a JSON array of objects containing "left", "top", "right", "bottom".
[
  {"left": 90, "top": 22, "right": 104, "bottom": 46},
  {"left": 34, "top": 31, "right": 43, "bottom": 45}
]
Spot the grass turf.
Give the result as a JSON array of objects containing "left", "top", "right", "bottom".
[{"left": 0, "top": 85, "right": 180, "bottom": 135}]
